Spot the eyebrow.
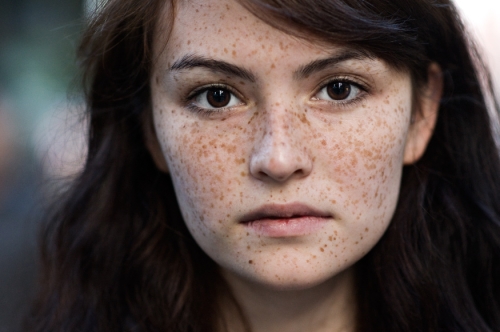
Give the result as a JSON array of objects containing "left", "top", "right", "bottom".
[
  {"left": 170, "top": 54, "right": 257, "bottom": 82},
  {"left": 293, "top": 50, "right": 372, "bottom": 79},
  {"left": 169, "top": 49, "right": 372, "bottom": 82}
]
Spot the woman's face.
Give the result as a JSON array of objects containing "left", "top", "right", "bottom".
[{"left": 151, "top": 0, "right": 428, "bottom": 290}]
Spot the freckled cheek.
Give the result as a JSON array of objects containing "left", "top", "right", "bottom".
[
  {"left": 313, "top": 117, "right": 407, "bottom": 216},
  {"left": 160, "top": 122, "right": 249, "bottom": 227}
]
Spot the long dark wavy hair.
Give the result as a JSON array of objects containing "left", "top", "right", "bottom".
[{"left": 28, "top": 0, "right": 500, "bottom": 331}]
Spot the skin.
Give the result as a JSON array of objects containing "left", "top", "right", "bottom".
[{"left": 149, "top": 0, "right": 442, "bottom": 330}]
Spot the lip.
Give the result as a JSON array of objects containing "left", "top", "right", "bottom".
[{"left": 240, "top": 203, "right": 332, "bottom": 237}]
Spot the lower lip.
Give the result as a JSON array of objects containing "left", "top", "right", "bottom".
[{"left": 245, "top": 217, "right": 329, "bottom": 237}]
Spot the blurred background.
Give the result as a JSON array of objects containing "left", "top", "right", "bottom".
[
  {"left": 0, "top": 0, "right": 498, "bottom": 331},
  {"left": 1, "top": 0, "right": 84, "bottom": 331}
]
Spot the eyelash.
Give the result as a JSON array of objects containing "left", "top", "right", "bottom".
[
  {"left": 185, "top": 84, "right": 244, "bottom": 116},
  {"left": 312, "top": 76, "right": 367, "bottom": 108},
  {"left": 184, "top": 77, "right": 368, "bottom": 116}
]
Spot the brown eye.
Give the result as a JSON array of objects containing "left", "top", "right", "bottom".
[
  {"left": 206, "top": 88, "right": 231, "bottom": 108},
  {"left": 192, "top": 86, "right": 243, "bottom": 111},
  {"left": 315, "top": 80, "right": 362, "bottom": 103},
  {"left": 326, "top": 82, "right": 351, "bottom": 100}
]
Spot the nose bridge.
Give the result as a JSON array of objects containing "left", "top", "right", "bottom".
[
  {"left": 265, "top": 103, "right": 301, "bottom": 153},
  {"left": 249, "top": 100, "right": 312, "bottom": 182}
]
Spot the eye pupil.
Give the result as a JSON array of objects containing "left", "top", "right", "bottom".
[
  {"left": 327, "top": 82, "right": 351, "bottom": 100},
  {"left": 207, "top": 89, "right": 231, "bottom": 107}
]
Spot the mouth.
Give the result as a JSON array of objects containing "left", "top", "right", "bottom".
[{"left": 240, "top": 203, "right": 332, "bottom": 237}]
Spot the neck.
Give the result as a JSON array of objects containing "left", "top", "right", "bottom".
[{"left": 220, "top": 268, "right": 357, "bottom": 332}]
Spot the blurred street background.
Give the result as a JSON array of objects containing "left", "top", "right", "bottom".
[{"left": 0, "top": 0, "right": 498, "bottom": 331}]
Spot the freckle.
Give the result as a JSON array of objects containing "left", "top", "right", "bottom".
[
  {"left": 187, "top": 40, "right": 191, "bottom": 45},
  {"left": 299, "top": 113, "right": 310, "bottom": 125},
  {"left": 365, "top": 227, "right": 369, "bottom": 232},
  {"left": 232, "top": 50, "right": 237, "bottom": 56},
  {"left": 320, "top": 247, "right": 324, "bottom": 252},
  {"left": 270, "top": 63, "right": 275, "bottom": 69},
  {"left": 329, "top": 236, "right": 333, "bottom": 241},
  {"left": 321, "top": 139, "right": 327, "bottom": 146},
  {"left": 248, "top": 260, "right": 253, "bottom": 264},
  {"left": 224, "top": 48, "right": 228, "bottom": 53}
]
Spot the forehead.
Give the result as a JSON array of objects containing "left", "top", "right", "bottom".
[
  {"left": 156, "top": 0, "right": 346, "bottom": 68},
  {"left": 172, "top": 0, "right": 281, "bottom": 39},
  {"left": 151, "top": 0, "right": 411, "bottom": 89}
]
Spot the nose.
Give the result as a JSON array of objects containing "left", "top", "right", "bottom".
[{"left": 249, "top": 106, "right": 313, "bottom": 183}]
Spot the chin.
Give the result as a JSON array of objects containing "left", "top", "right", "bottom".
[{"left": 222, "top": 258, "right": 355, "bottom": 292}]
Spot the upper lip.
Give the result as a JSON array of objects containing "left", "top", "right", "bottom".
[{"left": 240, "top": 203, "right": 332, "bottom": 223}]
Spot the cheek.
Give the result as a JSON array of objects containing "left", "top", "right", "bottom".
[
  {"left": 311, "top": 101, "right": 410, "bottom": 224},
  {"left": 155, "top": 114, "right": 249, "bottom": 234}
]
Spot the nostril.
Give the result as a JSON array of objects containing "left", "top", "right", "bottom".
[
  {"left": 294, "top": 169, "right": 304, "bottom": 176},
  {"left": 254, "top": 163, "right": 308, "bottom": 183}
]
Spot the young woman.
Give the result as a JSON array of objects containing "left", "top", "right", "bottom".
[{"left": 29, "top": 0, "right": 500, "bottom": 331}]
